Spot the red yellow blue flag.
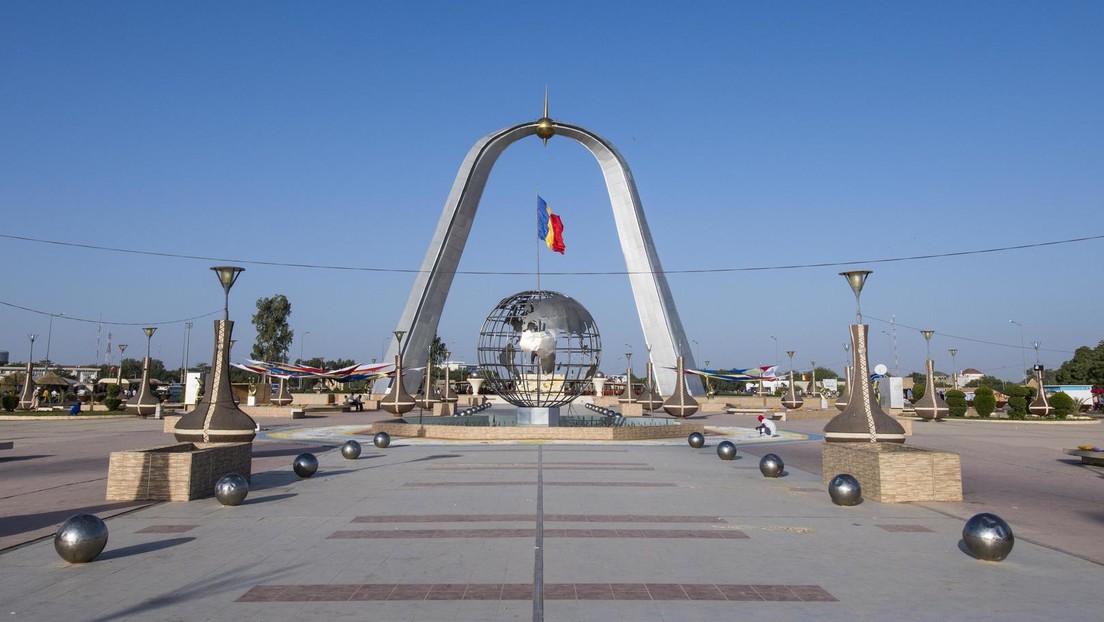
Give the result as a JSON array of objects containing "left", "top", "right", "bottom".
[{"left": 536, "top": 195, "right": 565, "bottom": 254}]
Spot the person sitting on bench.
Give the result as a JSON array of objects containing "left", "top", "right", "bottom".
[
  {"left": 755, "top": 415, "right": 777, "bottom": 437},
  {"left": 350, "top": 394, "right": 364, "bottom": 412}
]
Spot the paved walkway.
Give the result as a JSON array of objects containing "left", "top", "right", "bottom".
[{"left": 1, "top": 409, "right": 1101, "bottom": 620}]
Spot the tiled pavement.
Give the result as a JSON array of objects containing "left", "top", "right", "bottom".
[{"left": 1, "top": 414, "right": 1103, "bottom": 620}]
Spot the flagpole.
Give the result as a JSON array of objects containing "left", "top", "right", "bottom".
[{"left": 535, "top": 191, "right": 542, "bottom": 292}]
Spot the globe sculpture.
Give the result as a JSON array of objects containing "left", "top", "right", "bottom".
[
  {"left": 828, "top": 473, "right": 862, "bottom": 506},
  {"left": 214, "top": 473, "right": 249, "bottom": 506},
  {"left": 716, "top": 440, "right": 737, "bottom": 460},
  {"left": 962, "top": 513, "right": 1014, "bottom": 561},
  {"left": 374, "top": 432, "right": 391, "bottom": 449},
  {"left": 759, "top": 453, "right": 784, "bottom": 478},
  {"left": 54, "top": 514, "right": 109, "bottom": 563},
  {"left": 477, "top": 290, "right": 600, "bottom": 425},
  {"left": 688, "top": 432, "right": 705, "bottom": 448},
  {"left": 293, "top": 453, "right": 318, "bottom": 478},
  {"left": 341, "top": 440, "right": 362, "bottom": 460}
]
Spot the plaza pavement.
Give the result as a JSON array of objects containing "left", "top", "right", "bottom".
[{"left": 0, "top": 408, "right": 1101, "bottom": 621}]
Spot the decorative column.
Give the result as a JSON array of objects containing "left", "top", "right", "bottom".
[
  {"left": 174, "top": 266, "right": 257, "bottom": 443},
  {"left": 130, "top": 327, "right": 160, "bottom": 417},
  {"left": 381, "top": 330, "right": 416, "bottom": 415},
  {"left": 781, "top": 351, "right": 804, "bottom": 409},
  {"left": 17, "top": 334, "right": 38, "bottom": 411},
  {"left": 619, "top": 352, "right": 635, "bottom": 404},
  {"left": 948, "top": 348, "right": 958, "bottom": 390},
  {"left": 835, "top": 362, "right": 851, "bottom": 411},
  {"left": 914, "top": 330, "right": 949, "bottom": 421},
  {"left": 1028, "top": 366, "right": 1054, "bottom": 416},
  {"left": 638, "top": 361, "right": 664, "bottom": 412},
  {"left": 591, "top": 375, "right": 606, "bottom": 399},
  {"left": 824, "top": 271, "right": 906, "bottom": 443},
  {"left": 662, "top": 355, "right": 699, "bottom": 418},
  {"left": 416, "top": 345, "right": 440, "bottom": 410},
  {"left": 272, "top": 376, "right": 292, "bottom": 406}
]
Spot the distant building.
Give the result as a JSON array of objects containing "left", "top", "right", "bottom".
[{"left": 959, "top": 368, "right": 984, "bottom": 386}]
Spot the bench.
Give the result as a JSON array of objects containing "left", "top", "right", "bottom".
[
  {"left": 1064, "top": 449, "right": 1104, "bottom": 466},
  {"left": 725, "top": 406, "right": 782, "bottom": 420}
]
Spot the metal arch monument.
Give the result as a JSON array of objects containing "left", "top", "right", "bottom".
[{"left": 379, "top": 113, "right": 704, "bottom": 398}]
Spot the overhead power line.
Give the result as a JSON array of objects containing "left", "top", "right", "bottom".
[
  {"left": 1, "top": 232, "right": 1100, "bottom": 276},
  {"left": 0, "top": 300, "right": 220, "bottom": 326},
  {"left": 865, "top": 314, "right": 1076, "bottom": 355}
]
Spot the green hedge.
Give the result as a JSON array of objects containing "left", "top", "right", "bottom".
[
  {"left": 1049, "top": 392, "right": 1076, "bottom": 419},
  {"left": 974, "top": 386, "right": 996, "bottom": 418},
  {"left": 945, "top": 389, "right": 968, "bottom": 417}
]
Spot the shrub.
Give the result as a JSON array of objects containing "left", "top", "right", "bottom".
[
  {"left": 1005, "top": 385, "right": 1032, "bottom": 419},
  {"left": 974, "top": 386, "right": 996, "bottom": 418},
  {"left": 1049, "top": 392, "right": 1076, "bottom": 420},
  {"left": 945, "top": 389, "right": 968, "bottom": 417},
  {"left": 1, "top": 393, "right": 18, "bottom": 412},
  {"left": 104, "top": 397, "right": 123, "bottom": 411}
]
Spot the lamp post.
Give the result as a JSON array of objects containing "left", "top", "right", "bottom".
[
  {"left": 948, "top": 348, "right": 958, "bottom": 390},
  {"left": 45, "top": 312, "right": 64, "bottom": 368},
  {"left": 811, "top": 360, "right": 817, "bottom": 397},
  {"left": 915, "top": 330, "right": 949, "bottom": 421},
  {"left": 782, "top": 350, "right": 802, "bottom": 409},
  {"left": 181, "top": 321, "right": 193, "bottom": 383},
  {"left": 1033, "top": 341, "right": 1041, "bottom": 366},
  {"left": 174, "top": 265, "right": 256, "bottom": 443},
  {"left": 132, "top": 327, "right": 158, "bottom": 416},
  {"left": 621, "top": 351, "right": 635, "bottom": 404},
  {"left": 1009, "top": 320, "right": 1026, "bottom": 384},
  {"left": 770, "top": 335, "right": 779, "bottom": 370},
  {"left": 18, "top": 334, "right": 38, "bottom": 410},
  {"left": 380, "top": 330, "right": 415, "bottom": 415},
  {"left": 116, "top": 343, "right": 128, "bottom": 389},
  {"left": 827, "top": 270, "right": 906, "bottom": 443}
]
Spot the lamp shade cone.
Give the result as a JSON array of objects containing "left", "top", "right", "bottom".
[
  {"left": 823, "top": 324, "right": 906, "bottom": 443},
  {"left": 914, "top": 359, "right": 949, "bottom": 421},
  {"left": 174, "top": 320, "right": 257, "bottom": 443},
  {"left": 781, "top": 370, "right": 804, "bottom": 410}
]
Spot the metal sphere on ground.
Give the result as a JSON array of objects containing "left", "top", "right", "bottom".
[
  {"left": 374, "top": 432, "right": 391, "bottom": 449},
  {"left": 688, "top": 432, "right": 705, "bottom": 449},
  {"left": 293, "top": 452, "right": 319, "bottom": 478},
  {"left": 54, "top": 514, "right": 109, "bottom": 563},
  {"left": 716, "top": 440, "right": 737, "bottom": 460},
  {"left": 759, "top": 453, "right": 784, "bottom": 478},
  {"left": 962, "top": 513, "right": 1015, "bottom": 561},
  {"left": 341, "top": 440, "right": 362, "bottom": 460},
  {"left": 214, "top": 473, "right": 249, "bottom": 506},
  {"left": 828, "top": 473, "right": 862, "bottom": 506}
]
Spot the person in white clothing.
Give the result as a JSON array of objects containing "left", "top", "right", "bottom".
[{"left": 755, "top": 415, "right": 777, "bottom": 437}]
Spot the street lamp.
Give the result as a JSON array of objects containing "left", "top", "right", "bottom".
[
  {"left": 811, "top": 360, "right": 818, "bottom": 397},
  {"left": 116, "top": 343, "right": 128, "bottom": 390},
  {"left": 300, "top": 331, "right": 311, "bottom": 363},
  {"left": 770, "top": 335, "right": 779, "bottom": 369},
  {"left": 621, "top": 351, "right": 634, "bottom": 404},
  {"left": 1009, "top": 320, "right": 1026, "bottom": 384},
  {"left": 132, "top": 327, "right": 159, "bottom": 416},
  {"left": 181, "top": 321, "right": 193, "bottom": 383},
  {"left": 839, "top": 270, "right": 872, "bottom": 324},
  {"left": 211, "top": 266, "right": 245, "bottom": 320},
  {"left": 948, "top": 348, "right": 958, "bottom": 390},
  {"left": 1033, "top": 341, "right": 1041, "bottom": 365}
]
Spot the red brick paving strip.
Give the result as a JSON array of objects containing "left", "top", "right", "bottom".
[
  {"left": 877, "top": 524, "right": 936, "bottom": 532},
  {"left": 350, "top": 514, "right": 726, "bottom": 523},
  {"left": 237, "top": 583, "right": 837, "bottom": 602},
  {"left": 403, "top": 481, "right": 678, "bottom": 487},
  {"left": 135, "top": 525, "right": 199, "bottom": 533}
]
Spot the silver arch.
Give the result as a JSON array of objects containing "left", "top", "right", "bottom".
[{"left": 380, "top": 120, "right": 702, "bottom": 397}]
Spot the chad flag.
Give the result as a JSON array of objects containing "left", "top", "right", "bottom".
[{"left": 536, "top": 195, "right": 565, "bottom": 254}]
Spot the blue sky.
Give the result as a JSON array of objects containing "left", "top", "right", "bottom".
[{"left": 2, "top": 1, "right": 1101, "bottom": 380}]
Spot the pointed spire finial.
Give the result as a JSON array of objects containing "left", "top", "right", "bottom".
[{"left": 536, "top": 86, "right": 555, "bottom": 145}]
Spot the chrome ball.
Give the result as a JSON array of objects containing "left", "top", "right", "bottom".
[
  {"left": 341, "top": 440, "right": 362, "bottom": 460},
  {"left": 293, "top": 453, "right": 319, "bottom": 478},
  {"left": 828, "top": 473, "right": 862, "bottom": 506},
  {"left": 759, "top": 453, "right": 784, "bottom": 478},
  {"left": 716, "top": 440, "right": 737, "bottom": 460},
  {"left": 688, "top": 432, "right": 705, "bottom": 448},
  {"left": 214, "top": 473, "right": 249, "bottom": 506},
  {"left": 54, "top": 514, "right": 108, "bottom": 563},
  {"left": 374, "top": 432, "right": 391, "bottom": 449},
  {"left": 962, "top": 513, "right": 1014, "bottom": 562}
]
